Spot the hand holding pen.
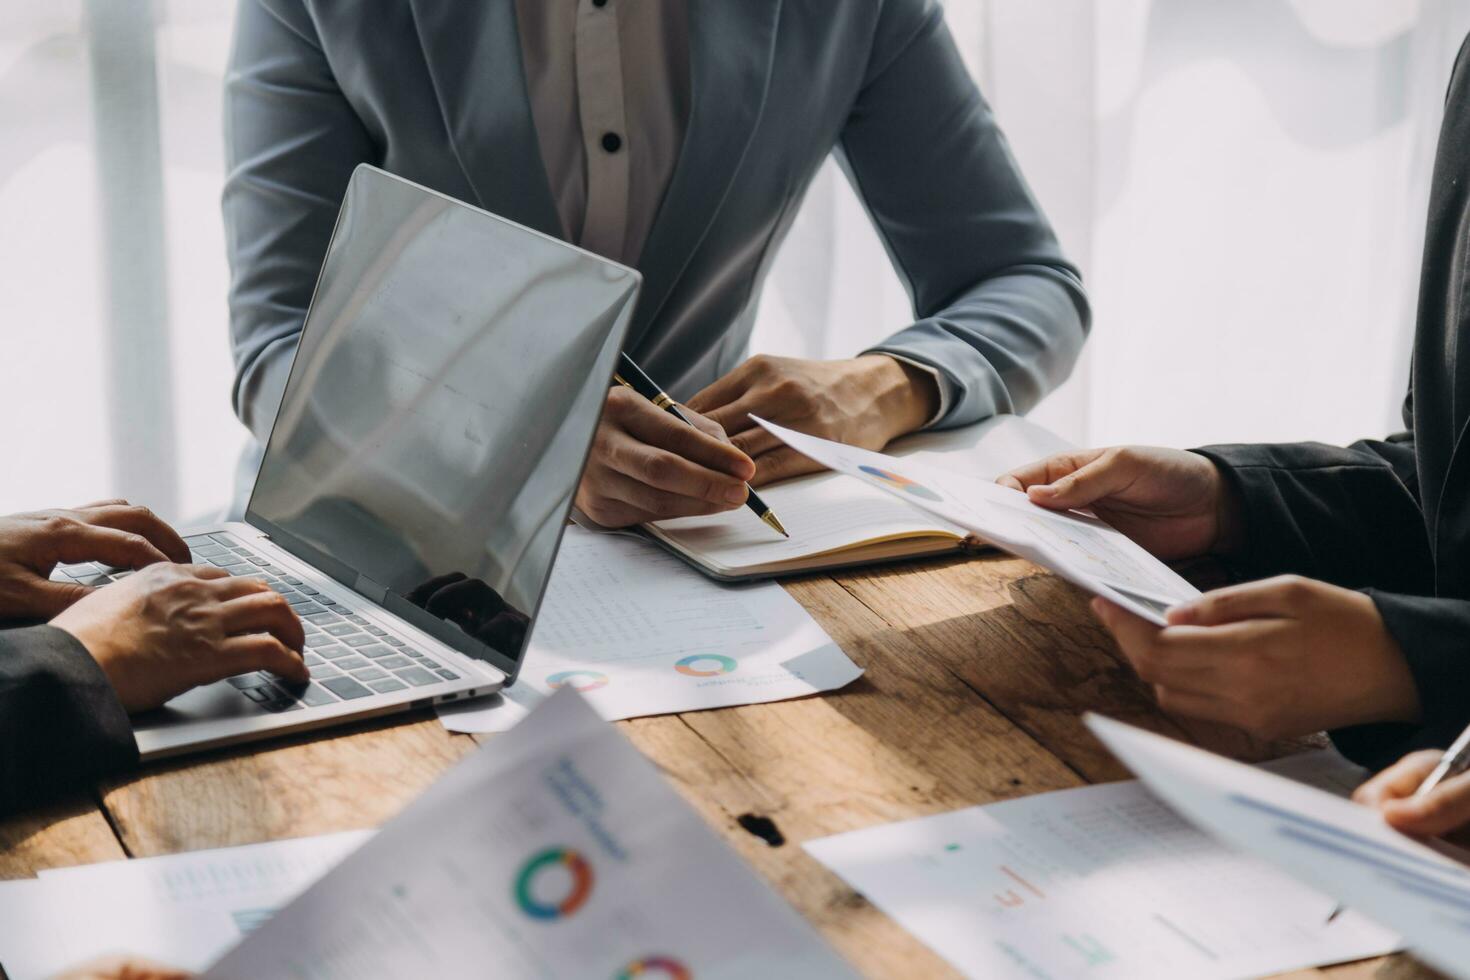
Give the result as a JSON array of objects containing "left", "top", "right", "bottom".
[
  {"left": 613, "top": 353, "right": 789, "bottom": 537},
  {"left": 1325, "top": 720, "right": 1470, "bottom": 923}
]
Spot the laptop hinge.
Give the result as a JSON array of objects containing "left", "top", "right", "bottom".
[{"left": 354, "top": 574, "right": 389, "bottom": 604}]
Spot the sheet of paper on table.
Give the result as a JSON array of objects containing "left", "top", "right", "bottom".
[
  {"left": 0, "top": 830, "right": 372, "bottom": 977},
  {"left": 206, "top": 688, "right": 855, "bottom": 978},
  {"left": 753, "top": 417, "right": 1201, "bottom": 626},
  {"left": 1088, "top": 714, "right": 1470, "bottom": 979},
  {"left": 805, "top": 748, "right": 1401, "bottom": 980},
  {"left": 437, "top": 525, "right": 861, "bottom": 733}
]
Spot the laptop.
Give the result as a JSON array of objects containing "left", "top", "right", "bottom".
[{"left": 50, "top": 165, "right": 640, "bottom": 759}]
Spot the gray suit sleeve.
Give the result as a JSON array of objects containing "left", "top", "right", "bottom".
[
  {"left": 224, "top": 0, "right": 378, "bottom": 442},
  {"left": 840, "top": 0, "right": 1089, "bottom": 427},
  {"left": 0, "top": 625, "right": 137, "bottom": 815}
]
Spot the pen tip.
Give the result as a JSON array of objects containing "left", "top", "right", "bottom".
[{"left": 760, "top": 511, "right": 789, "bottom": 538}]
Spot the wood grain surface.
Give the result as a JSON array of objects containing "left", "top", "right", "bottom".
[{"left": 0, "top": 556, "right": 1418, "bottom": 978}]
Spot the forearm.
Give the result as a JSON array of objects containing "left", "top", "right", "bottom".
[
  {"left": 0, "top": 626, "right": 136, "bottom": 815},
  {"left": 865, "top": 265, "right": 1088, "bottom": 427},
  {"left": 224, "top": 0, "right": 377, "bottom": 442},
  {"left": 1193, "top": 438, "right": 1431, "bottom": 591},
  {"left": 840, "top": 0, "right": 1089, "bottom": 430}
]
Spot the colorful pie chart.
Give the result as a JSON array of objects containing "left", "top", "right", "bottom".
[
  {"left": 545, "top": 669, "right": 609, "bottom": 692},
  {"left": 617, "top": 956, "right": 693, "bottom": 979},
  {"left": 674, "top": 654, "right": 738, "bottom": 677},
  {"left": 858, "top": 464, "right": 943, "bottom": 502},
  {"left": 514, "top": 847, "right": 594, "bottom": 920}
]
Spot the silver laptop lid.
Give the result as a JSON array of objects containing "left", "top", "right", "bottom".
[{"left": 246, "top": 165, "right": 639, "bottom": 683}]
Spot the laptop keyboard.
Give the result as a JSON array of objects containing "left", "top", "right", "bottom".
[{"left": 50, "top": 531, "right": 462, "bottom": 714}]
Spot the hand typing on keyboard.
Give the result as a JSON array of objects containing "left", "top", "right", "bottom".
[
  {"left": 0, "top": 501, "right": 190, "bottom": 620},
  {"left": 52, "top": 563, "right": 308, "bottom": 712}
]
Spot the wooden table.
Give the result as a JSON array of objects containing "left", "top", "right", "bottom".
[{"left": 0, "top": 554, "right": 1430, "bottom": 978}]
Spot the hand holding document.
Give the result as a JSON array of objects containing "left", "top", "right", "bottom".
[
  {"left": 753, "top": 417, "right": 1199, "bottom": 625},
  {"left": 806, "top": 749, "right": 1399, "bottom": 979},
  {"left": 437, "top": 526, "right": 861, "bottom": 733},
  {"left": 1087, "top": 715, "right": 1470, "bottom": 979},
  {"left": 207, "top": 688, "right": 855, "bottom": 978}
]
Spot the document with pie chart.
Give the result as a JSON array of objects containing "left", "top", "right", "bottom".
[
  {"left": 754, "top": 418, "right": 1200, "bottom": 626},
  {"left": 207, "top": 688, "right": 855, "bottom": 978},
  {"left": 437, "top": 526, "right": 862, "bottom": 733}
]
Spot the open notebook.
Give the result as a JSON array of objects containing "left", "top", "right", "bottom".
[{"left": 632, "top": 415, "right": 1075, "bottom": 581}]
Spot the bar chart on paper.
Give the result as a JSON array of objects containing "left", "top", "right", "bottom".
[{"left": 805, "top": 752, "right": 1399, "bottom": 980}]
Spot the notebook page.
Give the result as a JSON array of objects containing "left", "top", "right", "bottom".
[{"left": 649, "top": 473, "right": 961, "bottom": 570}]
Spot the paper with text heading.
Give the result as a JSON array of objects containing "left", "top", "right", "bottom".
[
  {"left": 753, "top": 417, "right": 1200, "bottom": 625},
  {"left": 208, "top": 688, "right": 855, "bottom": 978},
  {"left": 437, "top": 525, "right": 861, "bottom": 733},
  {"left": 0, "top": 830, "right": 372, "bottom": 978},
  {"left": 1088, "top": 714, "right": 1470, "bottom": 979},
  {"left": 805, "top": 749, "right": 1400, "bottom": 980}
]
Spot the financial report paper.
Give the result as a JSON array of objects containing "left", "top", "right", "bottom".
[
  {"left": 754, "top": 417, "right": 1200, "bottom": 625},
  {"left": 0, "top": 831, "right": 371, "bottom": 977},
  {"left": 805, "top": 749, "right": 1399, "bottom": 979},
  {"left": 437, "top": 525, "right": 861, "bottom": 733},
  {"left": 208, "top": 688, "right": 855, "bottom": 978},
  {"left": 1089, "top": 715, "right": 1470, "bottom": 979}
]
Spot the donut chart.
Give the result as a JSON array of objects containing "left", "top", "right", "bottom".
[
  {"left": 616, "top": 956, "right": 693, "bottom": 979},
  {"left": 674, "top": 654, "right": 738, "bottom": 677},
  {"left": 514, "top": 847, "right": 595, "bottom": 920},
  {"left": 545, "top": 669, "right": 610, "bottom": 692}
]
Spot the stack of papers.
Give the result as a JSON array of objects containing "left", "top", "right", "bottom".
[
  {"left": 805, "top": 749, "right": 1401, "bottom": 979},
  {"left": 438, "top": 526, "right": 862, "bottom": 733}
]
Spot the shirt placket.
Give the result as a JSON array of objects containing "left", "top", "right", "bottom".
[{"left": 574, "top": 0, "right": 631, "bottom": 261}]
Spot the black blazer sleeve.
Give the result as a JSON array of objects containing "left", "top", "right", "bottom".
[
  {"left": 1193, "top": 438, "right": 1465, "bottom": 769},
  {"left": 1330, "top": 592, "right": 1470, "bottom": 769},
  {"left": 0, "top": 625, "right": 137, "bottom": 815},
  {"left": 1192, "top": 436, "right": 1432, "bottom": 593}
]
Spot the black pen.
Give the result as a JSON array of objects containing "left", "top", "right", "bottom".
[{"left": 614, "top": 352, "right": 789, "bottom": 538}]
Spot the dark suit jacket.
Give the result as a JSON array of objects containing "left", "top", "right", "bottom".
[
  {"left": 1196, "top": 35, "right": 1470, "bottom": 769},
  {"left": 0, "top": 625, "right": 136, "bottom": 815},
  {"left": 223, "top": 0, "right": 1089, "bottom": 446}
]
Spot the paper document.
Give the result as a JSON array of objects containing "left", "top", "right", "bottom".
[
  {"left": 755, "top": 417, "right": 1199, "bottom": 625},
  {"left": 437, "top": 526, "right": 861, "bottom": 733},
  {"left": 1088, "top": 715, "right": 1470, "bottom": 979},
  {"left": 805, "top": 749, "right": 1400, "bottom": 980},
  {"left": 644, "top": 414, "right": 1077, "bottom": 576},
  {"left": 208, "top": 689, "right": 855, "bottom": 978},
  {"left": 0, "top": 830, "right": 371, "bottom": 978}
]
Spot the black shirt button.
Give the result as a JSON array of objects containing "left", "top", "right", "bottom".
[
  {"left": 592, "top": 0, "right": 608, "bottom": 7},
  {"left": 601, "top": 132, "right": 623, "bottom": 153}
]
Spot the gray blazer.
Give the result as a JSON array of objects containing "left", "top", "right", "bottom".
[{"left": 224, "top": 0, "right": 1090, "bottom": 444}]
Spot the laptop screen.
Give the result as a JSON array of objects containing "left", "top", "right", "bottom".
[{"left": 247, "top": 166, "right": 639, "bottom": 681}]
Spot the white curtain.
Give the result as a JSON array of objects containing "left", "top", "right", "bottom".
[
  {"left": 2, "top": 1, "right": 1467, "bottom": 521},
  {"left": 753, "top": 0, "right": 1470, "bottom": 449}
]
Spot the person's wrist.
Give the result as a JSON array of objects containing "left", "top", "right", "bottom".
[
  {"left": 858, "top": 354, "right": 939, "bottom": 438},
  {"left": 50, "top": 612, "right": 127, "bottom": 699}
]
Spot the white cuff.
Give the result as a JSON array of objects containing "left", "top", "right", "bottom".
[{"left": 869, "top": 352, "right": 953, "bottom": 429}]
